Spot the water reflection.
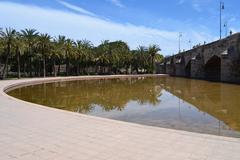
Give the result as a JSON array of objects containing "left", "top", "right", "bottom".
[
  {"left": 8, "top": 77, "right": 240, "bottom": 137},
  {"left": 163, "top": 78, "right": 240, "bottom": 133}
]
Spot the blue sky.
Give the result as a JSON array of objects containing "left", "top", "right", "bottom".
[{"left": 0, "top": 0, "right": 239, "bottom": 55}]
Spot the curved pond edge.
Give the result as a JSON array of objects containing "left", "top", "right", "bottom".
[{"left": 1, "top": 74, "right": 240, "bottom": 141}]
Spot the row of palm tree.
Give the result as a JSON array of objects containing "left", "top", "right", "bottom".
[{"left": 0, "top": 27, "right": 163, "bottom": 79}]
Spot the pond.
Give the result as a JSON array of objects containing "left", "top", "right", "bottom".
[{"left": 7, "top": 77, "right": 240, "bottom": 137}]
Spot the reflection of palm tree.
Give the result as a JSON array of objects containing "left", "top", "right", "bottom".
[
  {"left": 11, "top": 77, "right": 164, "bottom": 114},
  {"left": 9, "top": 76, "right": 240, "bottom": 134},
  {"left": 74, "top": 78, "right": 163, "bottom": 112},
  {"left": 75, "top": 104, "right": 95, "bottom": 114}
]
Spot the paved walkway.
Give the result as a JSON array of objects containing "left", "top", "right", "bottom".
[{"left": 0, "top": 75, "right": 240, "bottom": 160}]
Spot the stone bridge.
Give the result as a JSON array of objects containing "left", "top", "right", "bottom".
[{"left": 157, "top": 33, "right": 240, "bottom": 83}]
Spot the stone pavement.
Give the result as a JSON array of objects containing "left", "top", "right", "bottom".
[{"left": 0, "top": 75, "right": 240, "bottom": 160}]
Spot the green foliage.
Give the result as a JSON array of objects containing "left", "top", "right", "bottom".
[{"left": 0, "top": 27, "right": 164, "bottom": 78}]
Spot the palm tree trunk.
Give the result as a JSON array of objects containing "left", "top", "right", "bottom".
[
  {"left": 2, "top": 56, "right": 9, "bottom": 79},
  {"left": 38, "top": 60, "right": 41, "bottom": 77},
  {"left": 66, "top": 58, "right": 69, "bottom": 76},
  {"left": 81, "top": 63, "right": 85, "bottom": 75},
  {"left": 77, "top": 63, "right": 80, "bottom": 76},
  {"left": 95, "top": 63, "right": 99, "bottom": 75},
  {"left": 43, "top": 55, "right": 46, "bottom": 78},
  {"left": 1, "top": 44, "right": 10, "bottom": 79},
  {"left": 23, "top": 61, "right": 26, "bottom": 77},
  {"left": 17, "top": 49, "right": 21, "bottom": 79},
  {"left": 29, "top": 57, "right": 33, "bottom": 77},
  {"left": 58, "top": 63, "right": 61, "bottom": 76},
  {"left": 53, "top": 58, "right": 57, "bottom": 77},
  {"left": 109, "top": 65, "right": 112, "bottom": 75},
  {"left": 6, "top": 64, "right": 9, "bottom": 77},
  {"left": 136, "top": 65, "right": 139, "bottom": 74},
  {"left": 152, "top": 56, "right": 154, "bottom": 74},
  {"left": 28, "top": 46, "right": 33, "bottom": 77}
]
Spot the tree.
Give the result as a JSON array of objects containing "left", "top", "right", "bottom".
[
  {"left": 97, "top": 40, "right": 111, "bottom": 74},
  {"left": 64, "top": 39, "right": 74, "bottom": 76},
  {"left": 0, "top": 27, "right": 164, "bottom": 78},
  {"left": 37, "top": 33, "right": 52, "bottom": 77},
  {"left": 155, "top": 54, "right": 164, "bottom": 63},
  {"left": 14, "top": 32, "right": 25, "bottom": 79},
  {"left": 138, "top": 46, "right": 147, "bottom": 68},
  {"left": 75, "top": 40, "right": 93, "bottom": 75},
  {"left": 131, "top": 46, "right": 148, "bottom": 74},
  {"left": 109, "top": 41, "right": 130, "bottom": 74},
  {"left": 81, "top": 40, "right": 93, "bottom": 74},
  {"left": 148, "top": 45, "right": 161, "bottom": 73},
  {"left": 0, "top": 28, "right": 16, "bottom": 79},
  {"left": 21, "top": 29, "right": 39, "bottom": 77},
  {"left": 53, "top": 35, "right": 66, "bottom": 76}
]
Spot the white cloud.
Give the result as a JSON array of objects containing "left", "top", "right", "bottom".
[
  {"left": 57, "top": 0, "right": 96, "bottom": 17},
  {"left": 229, "top": 17, "right": 236, "bottom": 22},
  {"left": 192, "top": 2, "right": 202, "bottom": 12},
  {"left": 0, "top": 1, "right": 215, "bottom": 55},
  {"left": 107, "top": 0, "right": 124, "bottom": 8},
  {"left": 178, "top": 0, "right": 186, "bottom": 5},
  {"left": 178, "top": 0, "right": 210, "bottom": 12}
]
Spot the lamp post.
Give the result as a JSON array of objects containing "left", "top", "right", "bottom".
[
  {"left": 189, "top": 40, "right": 192, "bottom": 50},
  {"left": 220, "top": 1, "right": 225, "bottom": 39},
  {"left": 179, "top": 32, "right": 182, "bottom": 53},
  {"left": 224, "top": 21, "right": 228, "bottom": 37}
]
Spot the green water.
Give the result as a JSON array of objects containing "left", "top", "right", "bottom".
[{"left": 7, "top": 77, "right": 240, "bottom": 137}]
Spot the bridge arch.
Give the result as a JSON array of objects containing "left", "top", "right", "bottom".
[{"left": 204, "top": 55, "right": 221, "bottom": 81}]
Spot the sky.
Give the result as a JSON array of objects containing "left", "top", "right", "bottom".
[{"left": 0, "top": 0, "right": 239, "bottom": 55}]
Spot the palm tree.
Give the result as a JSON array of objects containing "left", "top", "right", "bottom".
[
  {"left": 53, "top": 35, "right": 66, "bottom": 76},
  {"left": 14, "top": 32, "right": 25, "bottom": 79},
  {"left": 0, "top": 27, "right": 165, "bottom": 77},
  {"left": 37, "top": 33, "right": 52, "bottom": 77},
  {"left": 155, "top": 54, "right": 164, "bottom": 63},
  {"left": 51, "top": 41, "right": 60, "bottom": 77},
  {"left": 81, "top": 40, "right": 93, "bottom": 74},
  {"left": 97, "top": 40, "right": 111, "bottom": 74},
  {"left": 75, "top": 40, "right": 85, "bottom": 75},
  {"left": 21, "top": 29, "right": 39, "bottom": 77},
  {"left": 65, "top": 39, "right": 74, "bottom": 76},
  {"left": 0, "top": 28, "right": 16, "bottom": 79},
  {"left": 148, "top": 45, "right": 161, "bottom": 74},
  {"left": 111, "top": 41, "right": 130, "bottom": 74},
  {"left": 136, "top": 46, "right": 148, "bottom": 73}
]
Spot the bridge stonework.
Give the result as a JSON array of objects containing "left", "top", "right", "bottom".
[{"left": 157, "top": 33, "right": 240, "bottom": 83}]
